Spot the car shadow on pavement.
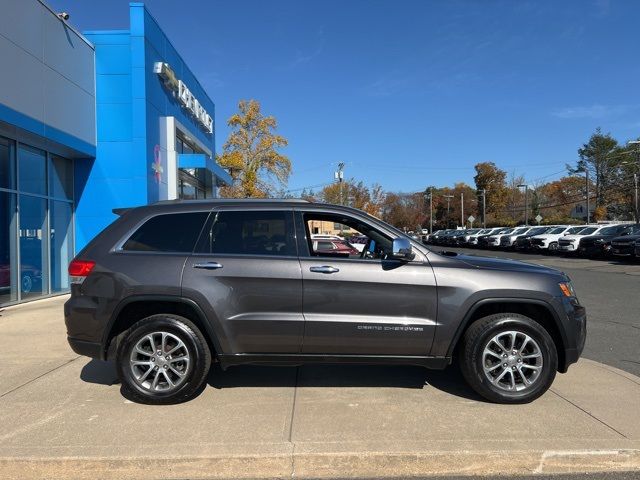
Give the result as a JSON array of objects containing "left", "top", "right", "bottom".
[
  {"left": 80, "top": 359, "right": 120, "bottom": 386},
  {"left": 79, "top": 360, "right": 486, "bottom": 403},
  {"left": 207, "top": 363, "right": 486, "bottom": 402}
]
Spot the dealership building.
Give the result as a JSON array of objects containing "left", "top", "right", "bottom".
[{"left": 0, "top": 1, "right": 231, "bottom": 306}]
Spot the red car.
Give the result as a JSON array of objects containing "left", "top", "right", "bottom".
[{"left": 312, "top": 238, "right": 359, "bottom": 256}]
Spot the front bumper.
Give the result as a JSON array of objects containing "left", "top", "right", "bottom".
[
  {"left": 611, "top": 244, "right": 634, "bottom": 256},
  {"left": 557, "top": 296, "right": 587, "bottom": 372}
]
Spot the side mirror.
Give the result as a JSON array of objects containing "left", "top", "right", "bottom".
[{"left": 391, "top": 237, "right": 414, "bottom": 261}]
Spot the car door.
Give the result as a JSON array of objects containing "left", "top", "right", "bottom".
[
  {"left": 295, "top": 209, "right": 437, "bottom": 356},
  {"left": 182, "top": 208, "right": 303, "bottom": 354}
]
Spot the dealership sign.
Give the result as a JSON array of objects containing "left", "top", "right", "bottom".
[{"left": 154, "top": 62, "right": 213, "bottom": 134}]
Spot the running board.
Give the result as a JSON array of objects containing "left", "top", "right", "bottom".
[{"left": 217, "top": 353, "right": 451, "bottom": 370}]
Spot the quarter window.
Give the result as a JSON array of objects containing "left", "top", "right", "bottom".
[
  {"left": 195, "top": 210, "right": 295, "bottom": 256},
  {"left": 122, "top": 212, "right": 209, "bottom": 252}
]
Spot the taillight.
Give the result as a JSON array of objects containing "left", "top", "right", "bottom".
[{"left": 68, "top": 259, "right": 95, "bottom": 284}]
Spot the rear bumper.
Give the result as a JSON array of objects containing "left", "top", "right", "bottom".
[{"left": 67, "top": 337, "right": 103, "bottom": 359}]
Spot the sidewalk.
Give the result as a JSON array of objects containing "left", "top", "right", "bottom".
[{"left": 0, "top": 296, "right": 639, "bottom": 479}]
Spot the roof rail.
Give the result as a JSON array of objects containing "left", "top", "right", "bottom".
[{"left": 152, "top": 198, "right": 310, "bottom": 205}]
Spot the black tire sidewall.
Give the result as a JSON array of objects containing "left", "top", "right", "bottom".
[
  {"left": 465, "top": 315, "right": 557, "bottom": 403},
  {"left": 116, "top": 315, "right": 209, "bottom": 404}
]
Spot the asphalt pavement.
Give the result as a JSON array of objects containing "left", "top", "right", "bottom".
[{"left": 434, "top": 246, "right": 640, "bottom": 377}]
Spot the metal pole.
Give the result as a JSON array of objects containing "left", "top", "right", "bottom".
[
  {"left": 482, "top": 189, "right": 486, "bottom": 228},
  {"left": 585, "top": 169, "right": 590, "bottom": 224},
  {"left": 524, "top": 186, "right": 528, "bottom": 225},
  {"left": 429, "top": 189, "right": 433, "bottom": 234},
  {"left": 461, "top": 192, "right": 464, "bottom": 228},
  {"left": 634, "top": 173, "right": 638, "bottom": 223}
]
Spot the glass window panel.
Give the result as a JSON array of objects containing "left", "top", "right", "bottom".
[
  {"left": 50, "top": 201, "right": 73, "bottom": 293},
  {"left": 0, "top": 136, "right": 16, "bottom": 189},
  {"left": 180, "top": 179, "right": 196, "bottom": 200},
  {"left": 18, "top": 145, "right": 46, "bottom": 195},
  {"left": 195, "top": 211, "right": 296, "bottom": 257},
  {"left": 122, "top": 212, "right": 209, "bottom": 252},
  {"left": 0, "top": 192, "right": 17, "bottom": 305},
  {"left": 19, "top": 195, "right": 47, "bottom": 299},
  {"left": 49, "top": 155, "right": 73, "bottom": 199}
]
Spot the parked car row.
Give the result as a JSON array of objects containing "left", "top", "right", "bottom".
[{"left": 425, "top": 223, "right": 640, "bottom": 259}]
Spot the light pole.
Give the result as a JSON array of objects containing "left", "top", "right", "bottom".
[
  {"left": 479, "top": 189, "right": 486, "bottom": 228},
  {"left": 628, "top": 141, "right": 640, "bottom": 223},
  {"left": 461, "top": 192, "right": 464, "bottom": 228},
  {"left": 517, "top": 184, "right": 529, "bottom": 225},
  {"left": 444, "top": 195, "right": 454, "bottom": 228},
  {"left": 424, "top": 189, "right": 433, "bottom": 234}
]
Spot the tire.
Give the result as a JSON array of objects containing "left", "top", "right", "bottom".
[
  {"left": 116, "top": 314, "right": 211, "bottom": 405},
  {"left": 547, "top": 242, "right": 559, "bottom": 254},
  {"left": 459, "top": 313, "right": 557, "bottom": 404}
]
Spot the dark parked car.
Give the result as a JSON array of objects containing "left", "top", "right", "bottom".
[
  {"left": 578, "top": 224, "right": 638, "bottom": 258},
  {"left": 635, "top": 238, "right": 640, "bottom": 258},
  {"left": 610, "top": 225, "right": 640, "bottom": 258},
  {"left": 65, "top": 199, "right": 586, "bottom": 405}
]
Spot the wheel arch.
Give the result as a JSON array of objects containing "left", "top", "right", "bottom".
[
  {"left": 448, "top": 298, "right": 568, "bottom": 372},
  {"left": 102, "top": 295, "right": 221, "bottom": 360}
]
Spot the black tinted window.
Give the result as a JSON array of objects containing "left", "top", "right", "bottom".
[
  {"left": 122, "top": 212, "right": 209, "bottom": 252},
  {"left": 195, "top": 210, "right": 295, "bottom": 256}
]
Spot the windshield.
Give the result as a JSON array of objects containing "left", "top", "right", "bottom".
[
  {"left": 499, "top": 228, "right": 514, "bottom": 234},
  {"left": 548, "top": 227, "right": 567, "bottom": 234},
  {"left": 599, "top": 225, "right": 625, "bottom": 235},
  {"left": 513, "top": 228, "right": 529, "bottom": 234},
  {"left": 527, "top": 227, "right": 547, "bottom": 236},
  {"left": 578, "top": 227, "right": 597, "bottom": 235},
  {"left": 567, "top": 226, "right": 585, "bottom": 234}
]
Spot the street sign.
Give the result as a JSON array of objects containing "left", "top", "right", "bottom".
[
  {"left": 468, "top": 215, "right": 475, "bottom": 223},
  {"left": 535, "top": 214, "right": 543, "bottom": 225}
]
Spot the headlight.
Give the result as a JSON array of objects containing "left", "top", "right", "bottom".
[
  {"left": 559, "top": 281, "right": 576, "bottom": 298},
  {"left": 594, "top": 238, "right": 605, "bottom": 244}
]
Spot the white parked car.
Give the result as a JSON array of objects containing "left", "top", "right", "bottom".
[
  {"left": 499, "top": 226, "right": 533, "bottom": 248},
  {"left": 558, "top": 225, "right": 615, "bottom": 253},
  {"left": 529, "top": 226, "right": 583, "bottom": 252}
]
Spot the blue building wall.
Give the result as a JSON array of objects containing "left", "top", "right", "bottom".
[{"left": 78, "top": 2, "right": 217, "bottom": 249}]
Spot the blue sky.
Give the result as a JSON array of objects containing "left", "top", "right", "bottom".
[{"left": 49, "top": 0, "right": 640, "bottom": 194}]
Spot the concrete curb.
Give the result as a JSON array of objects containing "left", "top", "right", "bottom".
[{"left": 1, "top": 449, "right": 639, "bottom": 480}]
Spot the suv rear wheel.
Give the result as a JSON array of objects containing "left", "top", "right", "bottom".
[
  {"left": 116, "top": 314, "right": 211, "bottom": 405},
  {"left": 459, "top": 313, "right": 557, "bottom": 403}
]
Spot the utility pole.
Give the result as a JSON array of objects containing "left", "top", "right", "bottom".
[
  {"left": 585, "top": 169, "right": 590, "bottom": 224},
  {"left": 461, "top": 192, "right": 464, "bottom": 228},
  {"left": 479, "top": 189, "right": 486, "bottom": 228},
  {"left": 517, "top": 184, "right": 529, "bottom": 225},
  {"left": 444, "top": 195, "right": 454, "bottom": 228},
  {"left": 634, "top": 173, "right": 639, "bottom": 223},
  {"left": 424, "top": 189, "right": 433, "bottom": 234},
  {"left": 334, "top": 162, "right": 345, "bottom": 235},
  {"left": 335, "top": 162, "right": 345, "bottom": 205}
]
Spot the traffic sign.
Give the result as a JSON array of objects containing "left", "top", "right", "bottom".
[{"left": 535, "top": 214, "right": 543, "bottom": 225}]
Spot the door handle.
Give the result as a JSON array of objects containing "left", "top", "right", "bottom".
[
  {"left": 309, "top": 265, "right": 340, "bottom": 274},
  {"left": 193, "top": 262, "right": 223, "bottom": 270}
]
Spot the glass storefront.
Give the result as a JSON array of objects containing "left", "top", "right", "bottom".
[
  {"left": 0, "top": 136, "right": 74, "bottom": 306},
  {"left": 176, "top": 133, "right": 213, "bottom": 199}
]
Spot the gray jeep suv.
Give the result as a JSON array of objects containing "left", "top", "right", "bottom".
[{"left": 65, "top": 199, "right": 586, "bottom": 405}]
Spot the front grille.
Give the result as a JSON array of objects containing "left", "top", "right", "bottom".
[
  {"left": 558, "top": 239, "right": 572, "bottom": 246},
  {"left": 531, "top": 238, "right": 544, "bottom": 246}
]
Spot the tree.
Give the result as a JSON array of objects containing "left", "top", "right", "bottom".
[
  {"left": 218, "top": 99, "right": 291, "bottom": 198},
  {"left": 567, "top": 128, "right": 620, "bottom": 218},
  {"left": 319, "top": 179, "right": 385, "bottom": 216},
  {"left": 473, "top": 162, "right": 508, "bottom": 225}
]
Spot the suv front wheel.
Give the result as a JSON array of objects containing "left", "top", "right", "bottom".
[
  {"left": 116, "top": 314, "right": 211, "bottom": 405},
  {"left": 459, "top": 313, "right": 557, "bottom": 403}
]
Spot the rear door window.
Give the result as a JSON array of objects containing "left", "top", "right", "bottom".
[
  {"left": 122, "top": 212, "right": 210, "bottom": 252},
  {"left": 195, "top": 210, "right": 296, "bottom": 256}
]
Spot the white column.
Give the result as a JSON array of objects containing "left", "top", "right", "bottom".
[{"left": 159, "top": 116, "right": 178, "bottom": 200}]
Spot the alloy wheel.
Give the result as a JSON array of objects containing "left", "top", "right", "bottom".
[
  {"left": 129, "top": 331, "right": 191, "bottom": 392},
  {"left": 482, "top": 330, "right": 543, "bottom": 392}
]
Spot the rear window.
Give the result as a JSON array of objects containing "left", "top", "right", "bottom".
[{"left": 122, "top": 212, "right": 209, "bottom": 252}]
